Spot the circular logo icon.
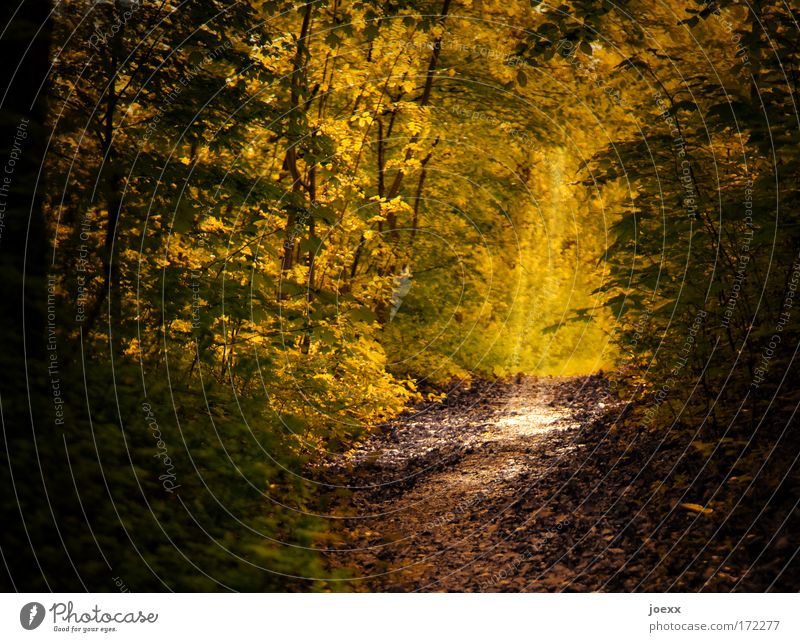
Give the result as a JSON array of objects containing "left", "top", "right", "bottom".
[{"left": 20, "top": 602, "right": 46, "bottom": 630}]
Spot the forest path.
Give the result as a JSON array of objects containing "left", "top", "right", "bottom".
[{"left": 324, "top": 375, "right": 628, "bottom": 591}]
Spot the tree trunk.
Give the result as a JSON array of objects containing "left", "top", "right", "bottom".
[{"left": 0, "top": 0, "right": 55, "bottom": 591}]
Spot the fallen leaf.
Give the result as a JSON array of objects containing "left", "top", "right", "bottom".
[{"left": 680, "top": 502, "right": 713, "bottom": 515}]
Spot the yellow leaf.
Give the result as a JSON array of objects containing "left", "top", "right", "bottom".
[{"left": 680, "top": 502, "right": 713, "bottom": 515}]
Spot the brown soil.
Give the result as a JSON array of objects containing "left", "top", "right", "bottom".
[{"left": 321, "top": 375, "right": 799, "bottom": 592}]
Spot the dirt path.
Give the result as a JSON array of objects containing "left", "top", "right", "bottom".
[
  {"left": 324, "top": 375, "right": 618, "bottom": 591},
  {"left": 320, "top": 374, "right": 798, "bottom": 592}
]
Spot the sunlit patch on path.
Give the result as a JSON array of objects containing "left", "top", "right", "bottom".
[{"left": 493, "top": 379, "right": 581, "bottom": 439}]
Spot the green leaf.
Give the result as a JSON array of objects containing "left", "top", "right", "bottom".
[{"left": 348, "top": 307, "right": 376, "bottom": 324}]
